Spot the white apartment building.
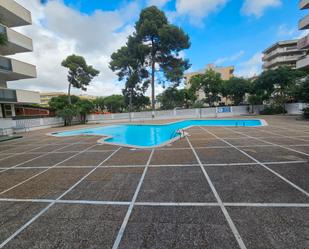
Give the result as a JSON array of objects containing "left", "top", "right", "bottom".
[
  {"left": 262, "top": 40, "right": 306, "bottom": 71},
  {"left": 297, "top": 0, "right": 309, "bottom": 69},
  {"left": 0, "top": 0, "right": 38, "bottom": 119}
]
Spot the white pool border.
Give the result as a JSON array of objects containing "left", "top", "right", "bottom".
[{"left": 47, "top": 119, "right": 268, "bottom": 149}]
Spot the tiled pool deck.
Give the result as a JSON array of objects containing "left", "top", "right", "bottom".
[{"left": 0, "top": 116, "right": 308, "bottom": 248}]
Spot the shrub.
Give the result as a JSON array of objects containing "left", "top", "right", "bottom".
[
  {"left": 260, "top": 105, "right": 287, "bottom": 115},
  {"left": 303, "top": 107, "right": 309, "bottom": 120}
]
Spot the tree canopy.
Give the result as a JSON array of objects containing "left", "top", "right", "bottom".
[
  {"left": 222, "top": 77, "right": 251, "bottom": 105},
  {"left": 189, "top": 69, "right": 223, "bottom": 107},
  {"left": 134, "top": 6, "right": 191, "bottom": 110},
  {"left": 110, "top": 35, "right": 149, "bottom": 112},
  {"left": 62, "top": 54, "right": 100, "bottom": 104},
  {"left": 103, "top": 95, "right": 125, "bottom": 113}
]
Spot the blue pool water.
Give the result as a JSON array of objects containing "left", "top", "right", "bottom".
[{"left": 52, "top": 119, "right": 264, "bottom": 147}]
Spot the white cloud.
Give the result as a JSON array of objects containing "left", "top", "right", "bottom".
[
  {"left": 235, "top": 53, "right": 263, "bottom": 78},
  {"left": 147, "top": 0, "right": 170, "bottom": 7},
  {"left": 277, "top": 24, "right": 296, "bottom": 37},
  {"left": 9, "top": 0, "right": 139, "bottom": 96},
  {"left": 175, "top": 0, "right": 229, "bottom": 26},
  {"left": 242, "top": 0, "right": 281, "bottom": 17},
  {"left": 215, "top": 50, "right": 245, "bottom": 65},
  {"left": 295, "top": 29, "right": 309, "bottom": 39}
]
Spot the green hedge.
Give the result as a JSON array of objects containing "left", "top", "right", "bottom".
[{"left": 260, "top": 105, "right": 287, "bottom": 115}]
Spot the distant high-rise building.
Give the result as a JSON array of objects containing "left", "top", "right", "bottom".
[
  {"left": 262, "top": 40, "right": 306, "bottom": 71},
  {"left": 0, "top": 0, "right": 38, "bottom": 119}
]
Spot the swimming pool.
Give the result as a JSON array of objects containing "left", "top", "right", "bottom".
[{"left": 52, "top": 119, "right": 266, "bottom": 148}]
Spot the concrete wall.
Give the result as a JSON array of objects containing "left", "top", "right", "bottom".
[
  {"left": 11, "top": 58, "right": 36, "bottom": 78},
  {"left": 16, "top": 89, "right": 40, "bottom": 104}
]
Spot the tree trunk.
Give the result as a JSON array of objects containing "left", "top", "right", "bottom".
[
  {"left": 129, "top": 88, "right": 133, "bottom": 122},
  {"left": 151, "top": 60, "right": 155, "bottom": 112},
  {"left": 151, "top": 38, "right": 156, "bottom": 114},
  {"left": 68, "top": 83, "right": 72, "bottom": 105}
]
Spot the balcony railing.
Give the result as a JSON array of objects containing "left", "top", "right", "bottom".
[
  {"left": 0, "top": 56, "right": 36, "bottom": 81},
  {"left": 297, "top": 54, "right": 309, "bottom": 69},
  {"left": 299, "top": 0, "right": 309, "bottom": 10},
  {"left": 0, "top": 0, "right": 32, "bottom": 27},
  {"left": 0, "top": 88, "right": 17, "bottom": 102},
  {"left": 0, "top": 24, "right": 33, "bottom": 55},
  {"left": 0, "top": 56, "right": 12, "bottom": 71},
  {"left": 299, "top": 15, "right": 309, "bottom": 30},
  {"left": 263, "top": 47, "right": 302, "bottom": 60}
]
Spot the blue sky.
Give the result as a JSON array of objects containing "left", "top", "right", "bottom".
[
  {"left": 11, "top": 0, "right": 306, "bottom": 96},
  {"left": 60, "top": 0, "right": 305, "bottom": 74}
]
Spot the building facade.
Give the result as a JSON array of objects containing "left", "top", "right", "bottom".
[
  {"left": 262, "top": 40, "right": 306, "bottom": 71},
  {"left": 0, "top": 0, "right": 38, "bottom": 119},
  {"left": 184, "top": 64, "right": 234, "bottom": 104},
  {"left": 40, "top": 92, "right": 98, "bottom": 106},
  {"left": 40, "top": 92, "right": 66, "bottom": 106},
  {"left": 297, "top": 0, "right": 309, "bottom": 69}
]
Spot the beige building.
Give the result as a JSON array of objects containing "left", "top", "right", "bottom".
[
  {"left": 40, "top": 92, "right": 66, "bottom": 106},
  {"left": 297, "top": 0, "right": 309, "bottom": 69},
  {"left": 262, "top": 40, "right": 306, "bottom": 71},
  {"left": 184, "top": 64, "right": 234, "bottom": 104},
  {"left": 40, "top": 92, "right": 98, "bottom": 106},
  {"left": 0, "top": 0, "right": 38, "bottom": 118}
]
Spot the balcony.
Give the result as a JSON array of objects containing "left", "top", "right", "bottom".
[
  {"left": 0, "top": 24, "right": 32, "bottom": 55},
  {"left": 0, "top": 88, "right": 39, "bottom": 103},
  {"left": 262, "top": 47, "right": 302, "bottom": 61},
  {"left": 299, "top": 0, "right": 309, "bottom": 10},
  {"left": 0, "top": 56, "right": 36, "bottom": 81},
  {"left": 0, "top": 0, "right": 31, "bottom": 27},
  {"left": 299, "top": 15, "right": 309, "bottom": 30},
  {"left": 297, "top": 55, "right": 309, "bottom": 69}
]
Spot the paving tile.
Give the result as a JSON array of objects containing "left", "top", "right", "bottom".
[
  {"left": 63, "top": 167, "right": 144, "bottom": 201},
  {"left": 241, "top": 146, "right": 308, "bottom": 162},
  {"left": 137, "top": 167, "right": 216, "bottom": 202},
  {"left": 0, "top": 145, "right": 15, "bottom": 153},
  {"left": 119, "top": 206, "right": 239, "bottom": 249},
  {"left": 210, "top": 132, "right": 246, "bottom": 139},
  {"left": 18, "top": 152, "right": 76, "bottom": 167},
  {"left": 89, "top": 144, "right": 120, "bottom": 151},
  {"left": 189, "top": 138, "right": 227, "bottom": 148},
  {"left": 266, "top": 163, "right": 309, "bottom": 192},
  {"left": 187, "top": 133, "right": 217, "bottom": 140},
  {"left": 60, "top": 143, "right": 95, "bottom": 152},
  {"left": 0, "top": 202, "right": 47, "bottom": 244},
  {"left": 225, "top": 138, "right": 269, "bottom": 147},
  {"left": 261, "top": 137, "right": 309, "bottom": 146},
  {"left": 58, "top": 151, "right": 113, "bottom": 166},
  {"left": 1, "top": 145, "right": 42, "bottom": 154},
  {"left": 288, "top": 145, "right": 309, "bottom": 154},
  {"left": 3, "top": 204, "right": 127, "bottom": 249},
  {"left": 196, "top": 147, "right": 254, "bottom": 164},
  {"left": 29, "top": 144, "right": 70, "bottom": 153},
  {"left": 103, "top": 148, "right": 151, "bottom": 166},
  {"left": 1, "top": 168, "right": 90, "bottom": 199},
  {"left": 206, "top": 165, "right": 309, "bottom": 203},
  {"left": 161, "top": 139, "right": 190, "bottom": 149},
  {"left": 0, "top": 169, "right": 44, "bottom": 193},
  {"left": 150, "top": 149, "right": 198, "bottom": 165},
  {"left": 228, "top": 207, "right": 309, "bottom": 249},
  {"left": 0, "top": 154, "right": 44, "bottom": 168}
]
